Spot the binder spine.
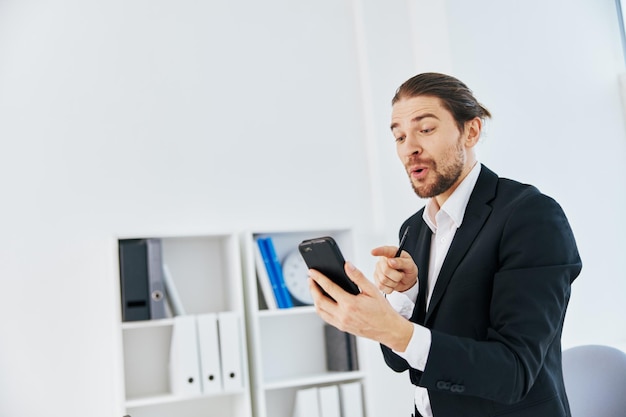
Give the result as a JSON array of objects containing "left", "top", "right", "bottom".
[
  {"left": 146, "top": 239, "right": 167, "bottom": 320},
  {"left": 169, "top": 315, "right": 202, "bottom": 396},
  {"left": 118, "top": 238, "right": 167, "bottom": 322},
  {"left": 196, "top": 313, "right": 223, "bottom": 394},
  {"left": 257, "top": 237, "right": 292, "bottom": 308},
  {"left": 218, "top": 311, "right": 244, "bottom": 391},
  {"left": 324, "top": 324, "right": 359, "bottom": 372}
]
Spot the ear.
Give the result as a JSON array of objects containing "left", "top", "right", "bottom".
[{"left": 464, "top": 117, "right": 482, "bottom": 148}]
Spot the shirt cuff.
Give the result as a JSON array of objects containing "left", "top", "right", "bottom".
[
  {"left": 392, "top": 323, "right": 431, "bottom": 372},
  {"left": 386, "top": 284, "right": 419, "bottom": 319}
]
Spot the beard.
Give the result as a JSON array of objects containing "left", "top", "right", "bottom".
[{"left": 409, "top": 137, "right": 466, "bottom": 199}]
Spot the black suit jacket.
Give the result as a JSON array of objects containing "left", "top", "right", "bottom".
[{"left": 381, "top": 165, "right": 582, "bottom": 417}]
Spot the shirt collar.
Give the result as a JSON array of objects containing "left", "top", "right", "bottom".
[{"left": 423, "top": 162, "right": 482, "bottom": 232}]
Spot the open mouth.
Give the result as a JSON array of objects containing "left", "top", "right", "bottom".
[{"left": 410, "top": 166, "right": 428, "bottom": 178}]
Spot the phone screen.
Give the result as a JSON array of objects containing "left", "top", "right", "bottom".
[{"left": 298, "top": 236, "right": 359, "bottom": 296}]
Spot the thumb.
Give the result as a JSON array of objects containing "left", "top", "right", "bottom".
[{"left": 344, "top": 261, "right": 376, "bottom": 294}]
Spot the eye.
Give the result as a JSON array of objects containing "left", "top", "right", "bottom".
[
  {"left": 421, "top": 127, "right": 435, "bottom": 134},
  {"left": 395, "top": 136, "right": 405, "bottom": 143}
]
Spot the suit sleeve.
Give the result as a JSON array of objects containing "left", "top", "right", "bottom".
[
  {"left": 418, "top": 191, "right": 581, "bottom": 404},
  {"left": 381, "top": 343, "right": 411, "bottom": 372}
]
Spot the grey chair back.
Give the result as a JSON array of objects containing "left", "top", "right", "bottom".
[{"left": 562, "top": 344, "right": 626, "bottom": 417}]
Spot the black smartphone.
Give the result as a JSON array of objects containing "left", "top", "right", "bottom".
[{"left": 298, "top": 236, "right": 360, "bottom": 296}]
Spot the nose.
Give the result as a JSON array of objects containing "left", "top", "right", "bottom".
[{"left": 398, "top": 133, "right": 422, "bottom": 157}]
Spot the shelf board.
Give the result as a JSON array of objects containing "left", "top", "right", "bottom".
[
  {"left": 121, "top": 317, "right": 175, "bottom": 330},
  {"left": 125, "top": 393, "right": 180, "bottom": 408},
  {"left": 262, "top": 370, "right": 366, "bottom": 391},
  {"left": 257, "top": 305, "right": 316, "bottom": 318},
  {"left": 126, "top": 388, "right": 246, "bottom": 408}
]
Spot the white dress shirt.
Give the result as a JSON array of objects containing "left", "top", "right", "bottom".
[{"left": 386, "top": 162, "right": 481, "bottom": 417}]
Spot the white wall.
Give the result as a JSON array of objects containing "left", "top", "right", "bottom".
[
  {"left": 442, "top": 0, "right": 626, "bottom": 350},
  {"left": 0, "top": 0, "right": 624, "bottom": 416},
  {"left": 0, "top": 1, "right": 408, "bottom": 416}
]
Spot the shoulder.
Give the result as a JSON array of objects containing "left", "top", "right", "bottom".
[
  {"left": 478, "top": 165, "right": 558, "bottom": 210},
  {"left": 477, "top": 167, "right": 581, "bottom": 273},
  {"left": 496, "top": 177, "right": 562, "bottom": 217},
  {"left": 475, "top": 166, "right": 576, "bottom": 244}
]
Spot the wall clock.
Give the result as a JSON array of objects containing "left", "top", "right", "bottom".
[{"left": 281, "top": 249, "right": 313, "bottom": 305}]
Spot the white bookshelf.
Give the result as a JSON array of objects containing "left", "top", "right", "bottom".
[
  {"left": 116, "top": 233, "right": 253, "bottom": 417},
  {"left": 241, "top": 228, "right": 369, "bottom": 417}
]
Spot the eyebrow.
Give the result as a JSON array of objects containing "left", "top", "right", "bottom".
[{"left": 390, "top": 113, "right": 439, "bottom": 131}]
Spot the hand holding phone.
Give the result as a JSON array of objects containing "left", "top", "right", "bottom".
[{"left": 298, "top": 236, "right": 360, "bottom": 296}]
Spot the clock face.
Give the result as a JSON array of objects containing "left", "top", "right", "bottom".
[{"left": 282, "top": 250, "right": 313, "bottom": 305}]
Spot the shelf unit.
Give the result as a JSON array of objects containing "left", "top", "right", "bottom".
[
  {"left": 241, "top": 228, "right": 369, "bottom": 417},
  {"left": 116, "top": 233, "right": 253, "bottom": 417}
]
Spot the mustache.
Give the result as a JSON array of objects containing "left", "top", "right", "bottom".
[{"left": 406, "top": 155, "right": 434, "bottom": 167}]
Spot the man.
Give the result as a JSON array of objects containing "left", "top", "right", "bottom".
[{"left": 308, "top": 72, "right": 582, "bottom": 417}]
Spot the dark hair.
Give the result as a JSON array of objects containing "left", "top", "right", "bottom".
[{"left": 392, "top": 72, "right": 491, "bottom": 132}]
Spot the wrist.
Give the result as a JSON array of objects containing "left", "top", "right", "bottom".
[{"left": 382, "top": 315, "right": 414, "bottom": 352}]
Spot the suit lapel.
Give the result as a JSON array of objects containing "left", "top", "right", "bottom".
[
  {"left": 409, "top": 219, "right": 432, "bottom": 324},
  {"left": 425, "top": 166, "right": 497, "bottom": 323}
]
